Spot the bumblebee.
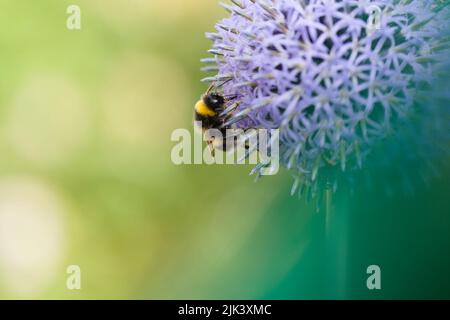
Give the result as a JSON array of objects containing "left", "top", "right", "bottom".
[
  {"left": 194, "top": 89, "right": 226, "bottom": 129},
  {"left": 194, "top": 84, "right": 238, "bottom": 153}
]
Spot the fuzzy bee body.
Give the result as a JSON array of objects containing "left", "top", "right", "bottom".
[
  {"left": 194, "top": 92, "right": 230, "bottom": 152},
  {"left": 194, "top": 80, "right": 248, "bottom": 154},
  {"left": 194, "top": 93, "right": 225, "bottom": 128}
]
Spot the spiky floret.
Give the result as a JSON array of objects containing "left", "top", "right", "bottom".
[{"left": 203, "top": 0, "right": 450, "bottom": 194}]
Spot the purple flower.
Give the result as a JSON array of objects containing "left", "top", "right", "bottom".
[{"left": 203, "top": 0, "right": 450, "bottom": 194}]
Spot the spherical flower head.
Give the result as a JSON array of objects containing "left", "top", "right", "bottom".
[{"left": 203, "top": 0, "right": 450, "bottom": 194}]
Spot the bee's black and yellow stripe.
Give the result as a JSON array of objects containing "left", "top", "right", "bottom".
[
  {"left": 194, "top": 97, "right": 230, "bottom": 150},
  {"left": 194, "top": 92, "right": 249, "bottom": 153},
  {"left": 194, "top": 98, "right": 222, "bottom": 129}
]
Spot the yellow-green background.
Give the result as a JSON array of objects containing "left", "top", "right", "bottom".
[{"left": 0, "top": 0, "right": 448, "bottom": 299}]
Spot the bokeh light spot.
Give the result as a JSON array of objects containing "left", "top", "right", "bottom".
[
  {"left": 0, "top": 177, "right": 67, "bottom": 297},
  {"left": 4, "top": 73, "right": 91, "bottom": 167}
]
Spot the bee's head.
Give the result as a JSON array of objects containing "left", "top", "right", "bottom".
[{"left": 203, "top": 93, "right": 225, "bottom": 112}]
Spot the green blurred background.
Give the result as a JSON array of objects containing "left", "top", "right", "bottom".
[{"left": 0, "top": 0, "right": 448, "bottom": 299}]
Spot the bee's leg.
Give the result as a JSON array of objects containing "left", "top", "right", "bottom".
[
  {"left": 223, "top": 112, "right": 236, "bottom": 124},
  {"left": 207, "top": 141, "right": 216, "bottom": 157},
  {"left": 223, "top": 102, "right": 241, "bottom": 121},
  {"left": 223, "top": 94, "right": 238, "bottom": 101},
  {"left": 218, "top": 128, "right": 232, "bottom": 152}
]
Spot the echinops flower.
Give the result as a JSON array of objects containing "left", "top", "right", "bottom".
[{"left": 202, "top": 0, "right": 450, "bottom": 195}]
